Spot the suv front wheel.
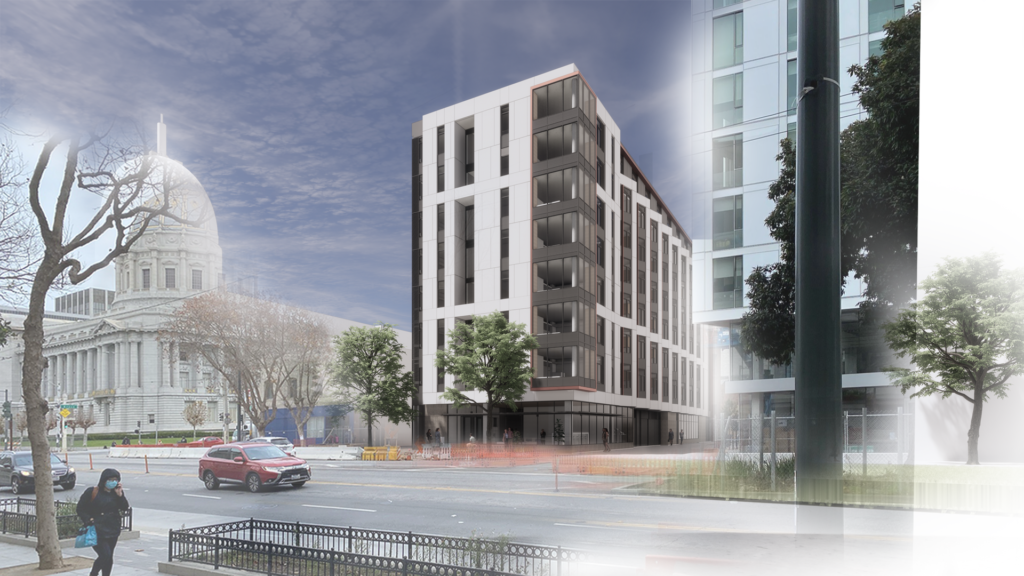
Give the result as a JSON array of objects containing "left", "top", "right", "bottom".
[
  {"left": 246, "top": 473, "right": 262, "bottom": 493},
  {"left": 203, "top": 470, "right": 220, "bottom": 490}
]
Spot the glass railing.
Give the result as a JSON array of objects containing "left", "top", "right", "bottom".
[
  {"left": 713, "top": 168, "right": 743, "bottom": 190},
  {"left": 713, "top": 290, "right": 742, "bottom": 310},
  {"left": 713, "top": 230, "right": 743, "bottom": 251}
]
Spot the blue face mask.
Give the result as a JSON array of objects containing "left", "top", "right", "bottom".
[{"left": 105, "top": 480, "right": 119, "bottom": 490}]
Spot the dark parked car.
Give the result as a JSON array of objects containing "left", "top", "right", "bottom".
[
  {"left": 198, "top": 442, "right": 310, "bottom": 493},
  {"left": 0, "top": 451, "right": 77, "bottom": 494}
]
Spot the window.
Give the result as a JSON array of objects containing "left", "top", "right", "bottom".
[
  {"left": 500, "top": 188, "right": 509, "bottom": 299},
  {"left": 533, "top": 124, "right": 576, "bottom": 163},
  {"left": 596, "top": 199, "right": 605, "bottom": 229},
  {"left": 622, "top": 292, "right": 631, "bottom": 318},
  {"left": 536, "top": 257, "right": 581, "bottom": 291},
  {"left": 165, "top": 268, "right": 176, "bottom": 289},
  {"left": 713, "top": 12, "right": 743, "bottom": 70},
  {"left": 437, "top": 366, "right": 445, "bottom": 392},
  {"left": 869, "top": 0, "right": 905, "bottom": 34},
  {"left": 142, "top": 268, "right": 150, "bottom": 289},
  {"left": 535, "top": 302, "right": 578, "bottom": 334},
  {"left": 596, "top": 237, "right": 605, "bottom": 266},
  {"left": 713, "top": 255, "right": 744, "bottom": 309},
  {"left": 596, "top": 158, "right": 605, "bottom": 188},
  {"left": 713, "top": 195, "right": 743, "bottom": 250},
  {"left": 597, "top": 277, "right": 605, "bottom": 306},
  {"left": 712, "top": 134, "right": 743, "bottom": 190},
  {"left": 437, "top": 126, "right": 445, "bottom": 192},
  {"left": 788, "top": 0, "right": 798, "bottom": 52},
  {"left": 534, "top": 167, "right": 578, "bottom": 206},
  {"left": 464, "top": 128, "right": 475, "bottom": 185},
  {"left": 192, "top": 269, "right": 202, "bottom": 290},
  {"left": 537, "top": 346, "right": 576, "bottom": 378},
  {"left": 437, "top": 278, "right": 444, "bottom": 307},
  {"left": 637, "top": 302, "right": 646, "bottom": 327},
  {"left": 714, "top": 0, "right": 741, "bottom": 8},
  {"left": 464, "top": 205, "right": 475, "bottom": 304},
  {"left": 596, "top": 118, "right": 605, "bottom": 151},
  {"left": 535, "top": 213, "right": 577, "bottom": 248},
  {"left": 597, "top": 316, "right": 605, "bottom": 345},
  {"left": 787, "top": 60, "right": 797, "bottom": 116},
  {"left": 869, "top": 39, "right": 884, "bottom": 59},
  {"left": 597, "top": 356, "right": 605, "bottom": 388},
  {"left": 500, "top": 105, "right": 510, "bottom": 176},
  {"left": 652, "top": 311, "right": 658, "bottom": 333},
  {"left": 437, "top": 319, "right": 445, "bottom": 350},
  {"left": 713, "top": 72, "right": 743, "bottom": 128},
  {"left": 149, "top": 413, "right": 155, "bottom": 424},
  {"left": 787, "top": 123, "right": 796, "bottom": 146},
  {"left": 533, "top": 76, "right": 594, "bottom": 122}
]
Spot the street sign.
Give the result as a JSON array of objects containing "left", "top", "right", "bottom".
[
  {"left": 60, "top": 404, "right": 78, "bottom": 409},
  {"left": 59, "top": 408, "right": 71, "bottom": 418}
]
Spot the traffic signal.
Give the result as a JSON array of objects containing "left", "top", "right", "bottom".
[{"left": 1, "top": 401, "right": 10, "bottom": 419}]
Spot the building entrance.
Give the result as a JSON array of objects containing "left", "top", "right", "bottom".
[{"left": 633, "top": 409, "right": 662, "bottom": 446}]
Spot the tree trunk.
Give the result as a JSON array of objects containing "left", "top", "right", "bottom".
[
  {"left": 22, "top": 262, "right": 63, "bottom": 568},
  {"left": 966, "top": 386, "right": 984, "bottom": 465},
  {"left": 366, "top": 410, "right": 373, "bottom": 446},
  {"left": 483, "top": 403, "right": 491, "bottom": 445}
]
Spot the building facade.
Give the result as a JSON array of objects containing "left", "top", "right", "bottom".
[
  {"left": 688, "top": 0, "right": 911, "bottom": 422},
  {"left": 0, "top": 120, "right": 412, "bottom": 444},
  {"left": 412, "top": 65, "right": 710, "bottom": 448}
]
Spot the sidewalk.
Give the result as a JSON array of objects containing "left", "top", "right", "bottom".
[{"left": 0, "top": 508, "right": 245, "bottom": 576}]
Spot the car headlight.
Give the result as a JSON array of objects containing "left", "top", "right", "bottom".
[
  {"left": 20, "top": 470, "right": 32, "bottom": 476},
  {"left": 68, "top": 468, "right": 75, "bottom": 474},
  {"left": 263, "top": 466, "right": 285, "bottom": 473}
]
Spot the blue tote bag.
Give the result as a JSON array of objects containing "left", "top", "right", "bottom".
[{"left": 75, "top": 525, "right": 97, "bottom": 548}]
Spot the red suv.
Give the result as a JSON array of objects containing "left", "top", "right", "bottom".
[{"left": 198, "top": 442, "right": 310, "bottom": 493}]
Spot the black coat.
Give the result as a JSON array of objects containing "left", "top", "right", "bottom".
[{"left": 77, "top": 472, "right": 130, "bottom": 539}]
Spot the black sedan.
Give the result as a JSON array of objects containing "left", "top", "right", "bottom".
[{"left": 0, "top": 451, "right": 77, "bottom": 494}]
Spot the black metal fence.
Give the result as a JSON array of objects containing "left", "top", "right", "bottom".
[
  {"left": 0, "top": 497, "right": 132, "bottom": 540},
  {"left": 169, "top": 519, "right": 588, "bottom": 576}
]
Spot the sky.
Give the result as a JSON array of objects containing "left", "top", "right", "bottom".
[{"left": 0, "top": 0, "right": 693, "bottom": 330}]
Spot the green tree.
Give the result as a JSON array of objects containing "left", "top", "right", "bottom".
[
  {"left": 331, "top": 323, "right": 416, "bottom": 446},
  {"left": 435, "top": 311, "right": 538, "bottom": 444},
  {"left": 0, "top": 317, "right": 10, "bottom": 348},
  {"left": 883, "top": 254, "right": 1024, "bottom": 465},
  {"left": 741, "top": 6, "right": 920, "bottom": 365}
]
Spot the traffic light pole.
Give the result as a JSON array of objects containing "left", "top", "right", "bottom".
[{"left": 795, "top": 0, "right": 844, "bottom": 532}]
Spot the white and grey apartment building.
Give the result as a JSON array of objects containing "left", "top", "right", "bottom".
[
  {"left": 411, "top": 65, "right": 710, "bottom": 447},
  {"left": 688, "top": 0, "right": 909, "bottom": 419}
]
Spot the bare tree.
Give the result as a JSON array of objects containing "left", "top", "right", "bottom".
[
  {"left": 18, "top": 126, "right": 201, "bottom": 568},
  {"left": 182, "top": 401, "right": 207, "bottom": 441},
  {"left": 279, "top": 317, "right": 332, "bottom": 446},
  {"left": 65, "top": 418, "right": 78, "bottom": 446},
  {"left": 0, "top": 128, "right": 43, "bottom": 304},
  {"left": 15, "top": 411, "right": 27, "bottom": 440},
  {"left": 77, "top": 408, "right": 96, "bottom": 447},
  {"left": 164, "top": 291, "right": 324, "bottom": 438}
]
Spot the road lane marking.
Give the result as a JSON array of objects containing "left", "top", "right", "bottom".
[
  {"left": 554, "top": 523, "right": 624, "bottom": 530},
  {"left": 303, "top": 504, "right": 376, "bottom": 513},
  {"left": 182, "top": 494, "right": 220, "bottom": 500}
]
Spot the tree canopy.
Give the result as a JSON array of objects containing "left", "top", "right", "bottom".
[
  {"left": 435, "top": 311, "right": 537, "bottom": 444},
  {"left": 331, "top": 323, "right": 415, "bottom": 447},
  {"left": 883, "top": 254, "right": 1024, "bottom": 464},
  {"left": 741, "top": 6, "right": 920, "bottom": 366}
]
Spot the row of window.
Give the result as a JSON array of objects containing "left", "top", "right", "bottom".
[{"left": 134, "top": 268, "right": 203, "bottom": 290}]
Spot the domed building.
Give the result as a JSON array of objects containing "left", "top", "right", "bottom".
[{"left": 0, "top": 118, "right": 235, "bottom": 440}]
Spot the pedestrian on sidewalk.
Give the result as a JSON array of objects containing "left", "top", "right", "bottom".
[
  {"left": 667, "top": 429, "right": 674, "bottom": 446},
  {"left": 77, "top": 468, "right": 130, "bottom": 576},
  {"left": 426, "top": 429, "right": 433, "bottom": 445},
  {"left": 435, "top": 427, "right": 441, "bottom": 446},
  {"left": 603, "top": 427, "right": 610, "bottom": 452},
  {"left": 540, "top": 429, "right": 546, "bottom": 445}
]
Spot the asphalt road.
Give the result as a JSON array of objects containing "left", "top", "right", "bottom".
[{"left": 10, "top": 451, "right": 1021, "bottom": 575}]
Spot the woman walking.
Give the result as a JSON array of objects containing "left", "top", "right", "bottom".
[{"left": 77, "top": 468, "right": 130, "bottom": 576}]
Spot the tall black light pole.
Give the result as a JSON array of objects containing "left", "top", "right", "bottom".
[{"left": 795, "top": 0, "right": 844, "bottom": 528}]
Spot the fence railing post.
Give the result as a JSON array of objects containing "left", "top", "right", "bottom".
[
  {"left": 347, "top": 526, "right": 352, "bottom": 553},
  {"left": 557, "top": 545, "right": 562, "bottom": 576},
  {"left": 167, "top": 529, "right": 172, "bottom": 563},
  {"left": 214, "top": 536, "right": 221, "bottom": 569},
  {"left": 770, "top": 410, "right": 777, "bottom": 492},
  {"left": 407, "top": 531, "right": 412, "bottom": 562},
  {"left": 862, "top": 407, "right": 868, "bottom": 477}
]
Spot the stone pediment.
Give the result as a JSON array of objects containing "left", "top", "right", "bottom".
[{"left": 90, "top": 319, "right": 125, "bottom": 336}]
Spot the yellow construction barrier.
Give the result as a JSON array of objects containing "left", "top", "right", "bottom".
[{"left": 361, "top": 446, "right": 401, "bottom": 461}]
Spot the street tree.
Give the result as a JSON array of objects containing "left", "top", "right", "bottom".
[
  {"left": 0, "top": 130, "right": 43, "bottom": 305},
  {"left": 182, "top": 401, "right": 207, "bottom": 441},
  {"left": 275, "top": 312, "right": 331, "bottom": 446},
  {"left": 77, "top": 409, "right": 96, "bottom": 447},
  {"left": 65, "top": 418, "right": 77, "bottom": 446},
  {"left": 164, "top": 291, "right": 323, "bottom": 437},
  {"left": 331, "top": 323, "right": 415, "bottom": 447},
  {"left": 17, "top": 126, "right": 200, "bottom": 568},
  {"left": 435, "top": 311, "right": 538, "bottom": 444},
  {"left": 15, "top": 411, "right": 27, "bottom": 440},
  {"left": 883, "top": 254, "right": 1024, "bottom": 465},
  {"left": 741, "top": 6, "right": 920, "bottom": 365}
]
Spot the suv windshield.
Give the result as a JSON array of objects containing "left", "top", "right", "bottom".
[
  {"left": 242, "top": 446, "right": 288, "bottom": 461},
  {"left": 13, "top": 454, "right": 64, "bottom": 467},
  {"left": 270, "top": 439, "right": 290, "bottom": 446}
]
